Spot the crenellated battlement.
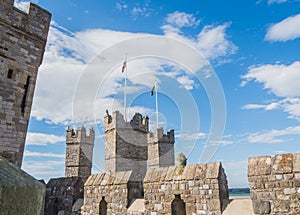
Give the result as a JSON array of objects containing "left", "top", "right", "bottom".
[
  {"left": 148, "top": 128, "right": 175, "bottom": 144},
  {"left": 0, "top": 0, "right": 51, "bottom": 41},
  {"left": 66, "top": 126, "right": 95, "bottom": 145},
  {"left": 104, "top": 110, "right": 149, "bottom": 133}
]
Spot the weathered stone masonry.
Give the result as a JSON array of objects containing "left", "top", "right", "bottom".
[
  {"left": 248, "top": 153, "right": 300, "bottom": 214},
  {"left": 0, "top": 0, "right": 51, "bottom": 166},
  {"left": 144, "top": 162, "right": 229, "bottom": 215}
]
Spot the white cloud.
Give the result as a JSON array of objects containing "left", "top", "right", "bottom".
[
  {"left": 165, "top": 11, "right": 200, "bottom": 28},
  {"left": 176, "top": 132, "right": 206, "bottom": 140},
  {"left": 243, "top": 61, "right": 300, "bottom": 97},
  {"left": 31, "top": 16, "right": 235, "bottom": 126},
  {"left": 246, "top": 126, "right": 300, "bottom": 144},
  {"left": 25, "top": 132, "right": 65, "bottom": 146},
  {"left": 242, "top": 98, "right": 300, "bottom": 121},
  {"left": 242, "top": 61, "right": 300, "bottom": 121},
  {"left": 268, "top": 0, "right": 288, "bottom": 4},
  {"left": 177, "top": 76, "right": 195, "bottom": 90},
  {"left": 24, "top": 150, "right": 65, "bottom": 158},
  {"left": 22, "top": 160, "right": 64, "bottom": 180},
  {"left": 197, "top": 23, "right": 237, "bottom": 59},
  {"left": 265, "top": 14, "right": 300, "bottom": 42}
]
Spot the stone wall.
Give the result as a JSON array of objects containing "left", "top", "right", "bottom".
[
  {"left": 65, "top": 126, "right": 95, "bottom": 181},
  {"left": 0, "top": 156, "right": 46, "bottom": 215},
  {"left": 248, "top": 153, "right": 300, "bottom": 214},
  {"left": 45, "top": 177, "right": 84, "bottom": 215},
  {"left": 0, "top": 0, "right": 51, "bottom": 166},
  {"left": 148, "top": 128, "right": 175, "bottom": 168},
  {"left": 81, "top": 171, "right": 132, "bottom": 215},
  {"left": 104, "top": 111, "right": 148, "bottom": 181},
  {"left": 143, "top": 162, "right": 229, "bottom": 215}
]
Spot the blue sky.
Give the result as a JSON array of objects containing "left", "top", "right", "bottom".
[{"left": 15, "top": 0, "right": 300, "bottom": 188}]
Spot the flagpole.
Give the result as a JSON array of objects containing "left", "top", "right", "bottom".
[
  {"left": 124, "top": 53, "right": 127, "bottom": 122},
  {"left": 155, "top": 80, "right": 158, "bottom": 129}
]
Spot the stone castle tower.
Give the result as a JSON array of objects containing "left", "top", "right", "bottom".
[
  {"left": 148, "top": 128, "right": 175, "bottom": 168},
  {"left": 104, "top": 111, "right": 149, "bottom": 181},
  {"left": 65, "top": 126, "right": 95, "bottom": 181},
  {"left": 0, "top": 0, "right": 51, "bottom": 167},
  {"left": 104, "top": 110, "right": 175, "bottom": 180}
]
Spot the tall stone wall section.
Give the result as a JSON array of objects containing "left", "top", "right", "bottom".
[
  {"left": 248, "top": 153, "right": 300, "bottom": 214},
  {"left": 0, "top": 0, "right": 51, "bottom": 166},
  {"left": 143, "top": 162, "right": 229, "bottom": 215},
  {"left": 81, "top": 171, "right": 132, "bottom": 214},
  {"left": 148, "top": 128, "right": 175, "bottom": 168},
  {"left": 104, "top": 111, "right": 148, "bottom": 181},
  {"left": 65, "top": 126, "right": 95, "bottom": 181}
]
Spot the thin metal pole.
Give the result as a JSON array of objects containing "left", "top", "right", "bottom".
[
  {"left": 124, "top": 53, "right": 127, "bottom": 122},
  {"left": 155, "top": 80, "right": 158, "bottom": 129}
]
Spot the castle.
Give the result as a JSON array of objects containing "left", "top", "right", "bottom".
[
  {"left": 0, "top": 0, "right": 51, "bottom": 167},
  {"left": 2, "top": 1, "right": 300, "bottom": 215},
  {"left": 80, "top": 111, "right": 229, "bottom": 215}
]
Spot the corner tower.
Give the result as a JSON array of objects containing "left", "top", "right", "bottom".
[
  {"left": 0, "top": 0, "right": 51, "bottom": 166},
  {"left": 65, "top": 126, "right": 95, "bottom": 181},
  {"left": 147, "top": 128, "right": 175, "bottom": 168},
  {"left": 104, "top": 111, "right": 149, "bottom": 181}
]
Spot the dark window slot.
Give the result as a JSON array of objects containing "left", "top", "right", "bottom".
[
  {"left": 21, "top": 76, "right": 30, "bottom": 116},
  {"left": 7, "top": 69, "right": 13, "bottom": 79}
]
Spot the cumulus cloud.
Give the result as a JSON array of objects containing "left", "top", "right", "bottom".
[
  {"left": 165, "top": 11, "right": 200, "bottom": 28},
  {"left": 26, "top": 132, "right": 65, "bottom": 146},
  {"left": 242, "top": 61, "right": 300, "bottom": 121},
  {"left": 242, "top": 61, "right": 300, "bottom": 97},
  {"left": 177, "top": 76, "right": 196, "bottom": 90},
  {"left": 265, "top": 14, "right": 300, "bottom": 42},
  {"left": 197, "top": 23, "right": 237, "bottom": 59},
  {"left": 31, "top": 17, "right": 235, "bottom": 126},
  {"left": 162, "top": 14, "right": 237, "bottom": 60},
  {"left": 246, "top": 126, "right": 300, "bottom": 144}
]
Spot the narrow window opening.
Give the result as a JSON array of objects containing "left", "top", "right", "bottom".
[
  {"left": 171, "top": 195, "right": 186, "bottom": 215},
  {"left": 7, "top": 69, "right": 13, "bottom": 79},
  {"left": 99, "top": 196, "right": 107, "bottom": 215},
  {"left": 21, "top": 76, "right": 30, "bottom": 116}
]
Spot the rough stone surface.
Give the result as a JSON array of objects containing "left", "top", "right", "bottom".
[
  {"left": 0, "top": 155, "right": 46, "bottom": 215},
  {"left": 81, "top": 171, "right": 133, "bottom": 214},
  {"left": 252, "top": 200, "right": 271, "bottom": 214},
  {"left": 143, "top": 162, "right": 229, "bottom": 215},
  {"left": 0, "top": 0, "right": 51, "bottom": 167},
  {"left": 65, "top": 126, "right": 95, "bottom": 181},
  {"left": 44, "top": 177, "right": 84, "bottom": 215},
  {"left": 248, "top": 153, "right": 300, "bottom": 215},
  {"left": 104, "top": 111, "right": 149, "bottom": 182},
  {"left": 148, "top": 128, "right": 175, "bottom": 168}
]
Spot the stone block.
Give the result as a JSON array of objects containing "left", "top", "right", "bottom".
[
  {"left": 272, "top": 153, "right": 293, "bottom": 174},
  {"left": 206, "top": 162, "right": 220, "bottom": 179},
  {"left": 293, "top": 153, "right": 300, "bottom": 173},
  {"left": 252, "top": 200, "right": 271, "bottom": 214},
  {"left": 0, "top": 156, "right": 46, "bottom": 214},
  {"left": 273, "top": 200, "right": 290, "bottom": 213},
  {"left": 248, "top": 156, "right": 272, "bottom": 176}
]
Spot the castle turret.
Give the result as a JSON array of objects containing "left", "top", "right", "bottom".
[
  {"left": 104, "top": 111, "right": 148, "bottom": 181},
  {"left": 0, "top": 0, "right": 51, "bottom": 166},
  {"left": 147, "top": 128, "right": 175, "bottom": 168},
  {"left": 65, "top": 126, "right": 95, "bottom": 181}
]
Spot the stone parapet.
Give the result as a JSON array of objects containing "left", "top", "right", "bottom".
[
  {"left": 143, "top": 162, "right": 229, "bottom": 215},
  {"left": 248, "top": 153, "right": 300, "bottom": 214}
]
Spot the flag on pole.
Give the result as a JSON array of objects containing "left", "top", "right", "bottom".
[
  {"left": 122, "top": 61, "right": 126, "bottom": 73},
  {"left": 151, "top": 85, "right": 155, "bottom": 96}
]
